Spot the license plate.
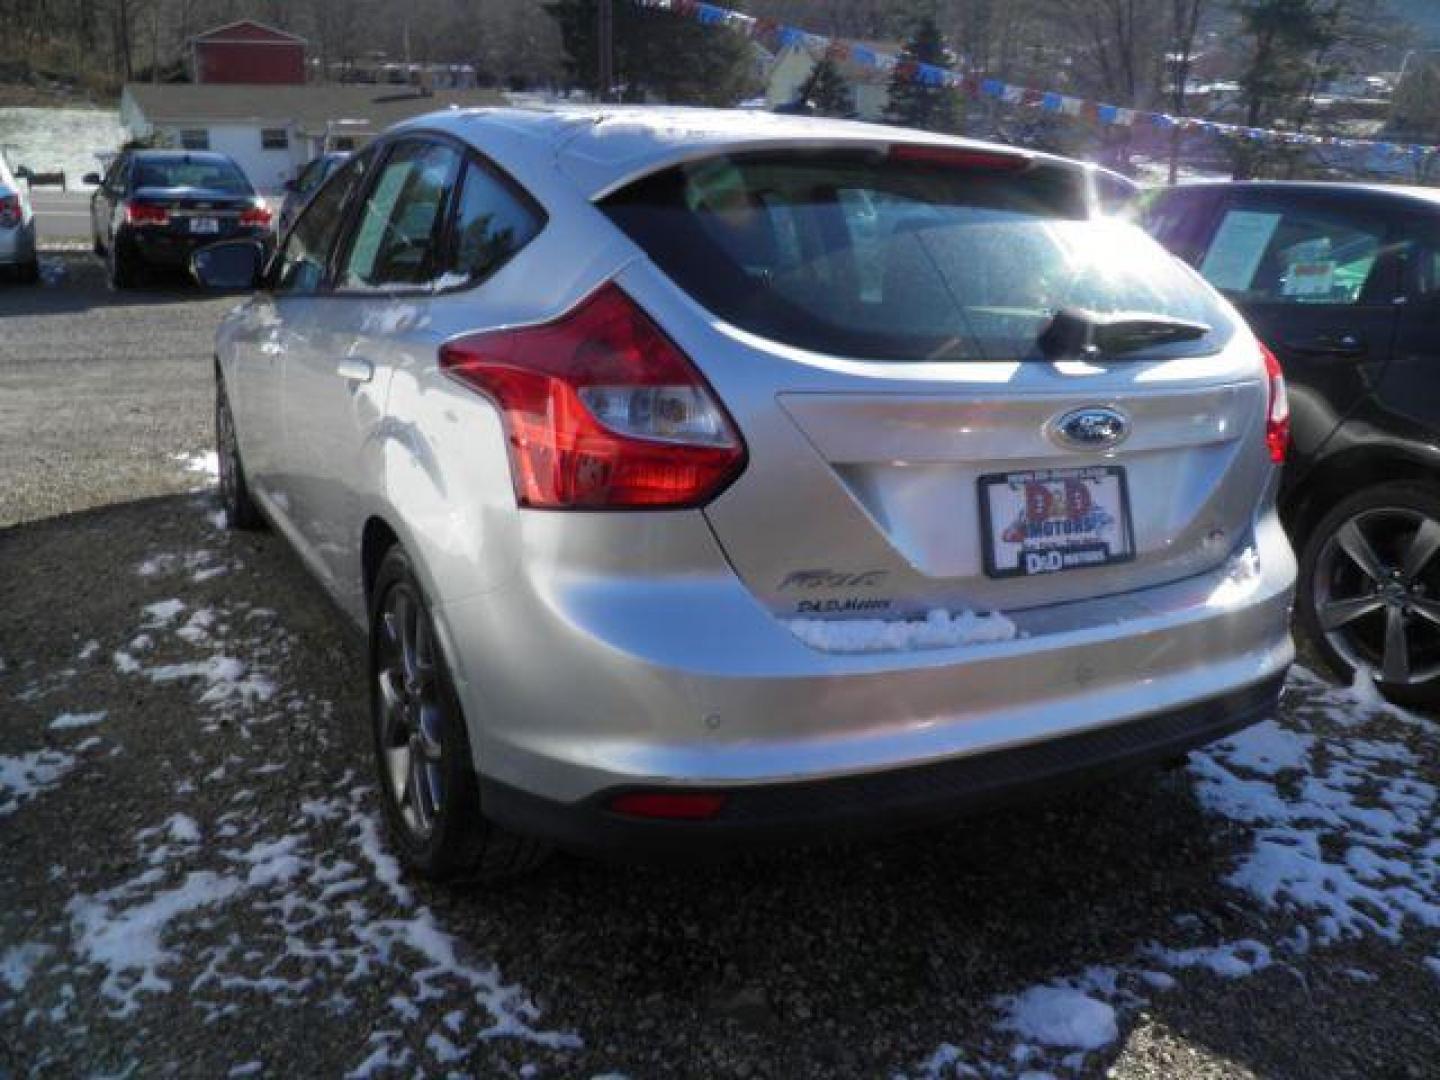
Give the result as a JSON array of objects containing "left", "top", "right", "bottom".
[
  {"left": 190, "top": 217, "right": 220, "bottom": 234},
  {"left": 978, "top": 466, "right": 1135, "bottom": 578}
]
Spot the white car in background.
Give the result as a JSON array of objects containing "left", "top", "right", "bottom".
[{"left": 0, "top": 153, "right": 39, "bottom": 284}]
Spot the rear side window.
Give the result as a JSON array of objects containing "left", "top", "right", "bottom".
[
  {"left": 602, "top": 151, "right": 1230, "bottom": 362},
  {"left": 1198, "top": 204, "right": 1389, "bottom": 306},
  {"left": 441, "top": 159, "right": 543, "bottom": 288}
]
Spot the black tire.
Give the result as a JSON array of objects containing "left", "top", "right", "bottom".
[
  {"left": 17, "top": 258, "right": 39, "bottom": 285},
  {"left": 215, "top": 374, "right": 264, "bottom": 531},
  {"left": 369, "top": 546, "right": 550, "bottom": 883},
  {"left": 108, "top": 235, "right": 141, "bottom": 289},
  {"left": 1296, "top": 480, "right": 1440, "bottom": 709}
]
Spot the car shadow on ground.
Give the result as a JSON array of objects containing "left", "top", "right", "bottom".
[
  {"left": 1, "top": 252, "right": 231, "bottom": 316},
  {"left": 3, "top": 493, "right": 1435, "bottom": 1079}
]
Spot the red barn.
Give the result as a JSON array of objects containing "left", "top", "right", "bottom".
[{"left": 190, "top": 21, "right": 306, "bottom": 85}]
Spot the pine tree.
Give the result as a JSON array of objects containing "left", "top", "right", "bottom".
[
  {"left": 882, "top": 15, "right": 960, "bottom": 134},
  {"left": 797, "top": 53, "right": 855, "bottom": 118},
  {"left": 545, "top": 0, "right": 758, "bottom": 106}
]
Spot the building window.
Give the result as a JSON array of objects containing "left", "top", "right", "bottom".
[
  {"left": 332, "top": 136, "right": 356, "bottom": 152},
  {"left": 261, "top": 128, "right": 289, "bottom": 151},
  {"left": 179, "top": 129, "right": 210, "bottom": 150}
]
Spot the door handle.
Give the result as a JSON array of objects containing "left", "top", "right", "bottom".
[
  {"left": 336, "top": 358, "right": 374, "bottom": 383},
  {"left": 1281, "top": 333, "right": 1364, "bottom": 358}
]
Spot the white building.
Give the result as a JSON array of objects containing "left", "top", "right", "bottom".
[
  {"left": 119, "top": 83, "right": 502, "bottom": 193},
  {"left": 765, "top": 41, "right": 899, "bottom": 121}
]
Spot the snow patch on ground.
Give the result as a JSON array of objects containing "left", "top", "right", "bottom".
[
  {"left": 143, "top": 599, "right": 186, "bottom": 625},
  {"left": 1, "top": 942, "right": 53, "bottom": 995},
  {"left": 997, "top": 984, "right": 1118, "bottom": 1051},
  {"left": 49, "top": 710, "right": 106, "bottom": 732},
  {"left": 785, "top": 608, "right": 1018, "bottom": 654},
  {"left": 0, "top": 750, "right": 76, "bottom": 816}
]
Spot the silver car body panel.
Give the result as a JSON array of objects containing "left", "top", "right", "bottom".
[
  {"left": 215, "top": 107, "right": 1295, "bottom": 811},
  {"left": 0, "top": 157, "right": 37, "bottom": 266}
]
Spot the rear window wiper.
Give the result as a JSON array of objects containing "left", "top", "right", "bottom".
[{"left": 1038, "top": 308, "right": 1211, "bottom": 361}]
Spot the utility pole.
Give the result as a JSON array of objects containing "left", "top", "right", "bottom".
[{"left": 598, "top": 0, "right": 615, "bottom": 102}]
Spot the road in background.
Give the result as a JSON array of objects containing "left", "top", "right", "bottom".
[{"left": 28, "top": 189, "right": 92, "bottom": 243}]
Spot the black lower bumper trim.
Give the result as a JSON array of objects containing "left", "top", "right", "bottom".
[{"left": 480, "top": 672, "right": 1287, "bottom": 856}]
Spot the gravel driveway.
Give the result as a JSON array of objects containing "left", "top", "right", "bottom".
[{"left": 1, "top": 256, "right": 1437, "bottom": 1079}]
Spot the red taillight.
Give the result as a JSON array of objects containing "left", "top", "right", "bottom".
[
  {"left": 608, "top": 791, "right": 728, "bottom": 820},
  {"left": 439, "top": 283, "right": 746, "bottom": 510},
  {"left": 887, "top": 144, "right": 1029, "bottom": 171},
  {"left": 239, "top": 205, "right": 272, "bottom": 228},
  {"left": 0, "top": 194, "right": 20, "bottom": 228},
  {"left": 124, "top": 202, "right": 169, "bottom": 226},
  {"left": 1261, "top": 343, "right": 1289, "bottom": 464}
]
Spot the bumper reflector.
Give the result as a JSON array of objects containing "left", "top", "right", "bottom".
[{"left": 607, "top": 791, "right": 728, "bottom": 820}]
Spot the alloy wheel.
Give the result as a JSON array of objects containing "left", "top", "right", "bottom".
[
  {"left": 375, "top": 583, "right": 446, "bottom": 839},
  {"left": 1313, "top": 507, "right": 1440, "bottom": 686}
]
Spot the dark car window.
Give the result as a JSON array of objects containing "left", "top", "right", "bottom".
[
  {"left": 338, "top": 140, "right": 460, "bottom": 291},
  {"left": 134, "top": 158, "right": 252, "bottom": 194},
  {"left": 1198, "top": 202, "right": 1389, "bottom": 307},
  {"left": 274, "top": 152, "right": 372, "bottom": 295},
  {"left": 103, "top": 156, "right": 128, "bottom": 194},
  {"left": 440, "top": 158, "right": 543, "bottom": 289},
  {"left": 603, "top": 151, "right": 1231, "bottom": 362},
  {"left": 295, "top": 158, "right": 325, "bottom": 195}
]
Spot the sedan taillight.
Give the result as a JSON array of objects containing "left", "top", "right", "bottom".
[
  {"left": 439, "top": 283, "right": 746, "bottom": 509},
  {"left": 124, "top": 202, "right": 169, "bottom": 226},
  {"left": 1261, "top": 343, "right": 1290, "bottom": 464},
  {"left": 239, "top": 205, "right": 272, "bottom": 228},
  {"left": 0, "top": 194, "right": 21, "bottom": 228}
]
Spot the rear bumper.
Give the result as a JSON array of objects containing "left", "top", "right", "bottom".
[
  {"left": 126, "top": 227, "right": 271, "bottom": 267},
  {"left": 481, "top": 671, "right": 1285, "bottom": 853},
  {"left": 434, "top": 507, "right": 1296, "bottom": 831}
]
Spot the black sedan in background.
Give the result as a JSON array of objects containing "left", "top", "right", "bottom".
[
  {"left": 86, "top": 151, "right": 273, "bottom": 289},
  {"left": 1143, "top": 181, "right": 1440, "bottom": 706}
]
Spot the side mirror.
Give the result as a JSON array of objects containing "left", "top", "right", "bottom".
[
  {"left": 283, "top": 178, "right": 298, "bottom": 193},
  {"left": 82, "top": 172, "right": 101, "bottom": 186},
  {"left": 15, "top": 165, "right": 32, "bottom": 180},
  {"left": 191, "top": 240, "right": 266, "bottom": 291}
]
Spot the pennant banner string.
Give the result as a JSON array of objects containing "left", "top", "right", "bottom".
[{"left": 631, "top": 0, "right": 1437, "bottom": 163}]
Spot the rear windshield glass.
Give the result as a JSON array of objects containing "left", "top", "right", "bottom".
[
  {"left": 134, "top": 159, "right": 252, "bottom": 194},
  {"left": 602, "top": 151, "right": 1232, "bottom": 362}
]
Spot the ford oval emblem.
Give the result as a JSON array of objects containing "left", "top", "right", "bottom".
[{"left": 1051, "top": 407, "right": 1130, "bottom": 451}]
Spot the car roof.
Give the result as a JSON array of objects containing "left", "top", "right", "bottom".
[
  {"left": 128, "top": 150, "right": 240, "bottom": 165},
  {"left": 1156, "top": 179, "right": 1440, "bottom": 211},
  {"left": 398, "top": 105, "right": 1086, "bottom": 200}
]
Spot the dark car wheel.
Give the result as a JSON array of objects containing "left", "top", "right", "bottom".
[
  {"left": 1297, "top": 481, "right": 1440, "bottom": 708},
  {"left": 369, "top": 546, "right": 550, "bottom": 883},
  {"left": 108, "top": 235, "right": 142, "bottom": 289},
  {"left": 216, "top": 375, "right": 263, "bottom": 531}
]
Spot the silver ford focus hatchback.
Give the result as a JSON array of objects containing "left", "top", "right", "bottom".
[{"left": 203, "top": 107, "right": 1296, "bottom": 880}]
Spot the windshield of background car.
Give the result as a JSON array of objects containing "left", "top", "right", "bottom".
[
  {"left": 133, "top": 159, "right": 253, "bottom": 194},
  {"left": 601, "top": 150, "right": 1234, "bottom": 362}
]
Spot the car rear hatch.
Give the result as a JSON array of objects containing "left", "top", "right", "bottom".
[{"left": 600, "top": 145, "right": 1276, "bottom": 624}]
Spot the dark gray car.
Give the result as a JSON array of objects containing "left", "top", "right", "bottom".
[{"left": 276, "top": 152, "right": 349, "bottom": 237}]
